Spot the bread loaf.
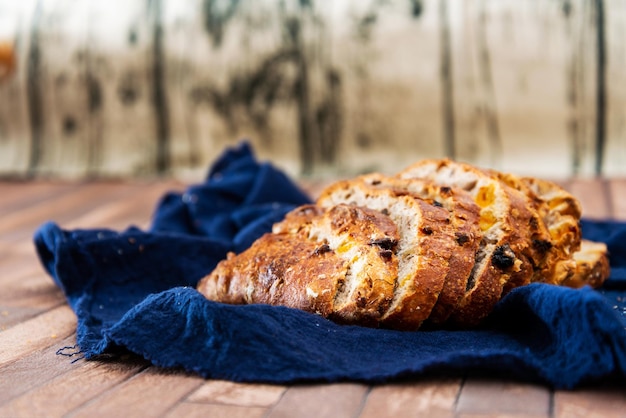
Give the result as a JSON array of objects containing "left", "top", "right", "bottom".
[{"left": 197, "top": 159, "right": 610, "bottom": 330}]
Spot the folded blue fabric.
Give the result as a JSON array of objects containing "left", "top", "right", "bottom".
[{"left": 34, "top": 143, "right": 626, "bottom": 389}]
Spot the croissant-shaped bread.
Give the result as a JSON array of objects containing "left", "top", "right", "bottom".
[{"left": 197, "top": 159, "right": 610, "bottom": 330}]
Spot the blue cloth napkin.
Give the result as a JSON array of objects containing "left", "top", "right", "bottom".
[{"left": 34, "top": 143, "right": 626, "bottom": 389}]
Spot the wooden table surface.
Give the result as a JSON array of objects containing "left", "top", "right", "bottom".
[{"left": 0, "top": 178, "right": 625, "bottom": 418}]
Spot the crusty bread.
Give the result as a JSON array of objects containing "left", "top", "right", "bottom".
[
  {"left": 490, "top": 172, "right": 580, "bottom": 286},
  {"left": 274, "top": 203, "right": 399, "bottom": 325},
  {"left": 317, "top": 178, "right": 455, "bottom": 330},
  {"left": 197, "top": 158, "right": 611, "bottom": 330},
  {"left": 198, "top": 203, "right": 400, "bottom": 325},
  {"left": 197, "top": 233, "right": 345, "bottom": 317},
  {"left": 520, "top": 177, "right": 582, "bottom": 285},
  {"left": 357, "top": 173, "right": 481, "bottom": 325}
]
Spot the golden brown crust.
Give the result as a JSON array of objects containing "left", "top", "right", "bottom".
[
  {"left": 494, "top": 172, "right": 581, "bottom": 286},
  {"left": 447, "top": 248, "right": 504, "bottom": 327},
  {"left": 495, "top": 179, "right": 542, "bottom": 293},
  {"left": 317, "top": 179, "right": 455, "bottom": 330},
  {"left": 199, "top": 203, "right": 400, "bottom": 325},
  {"left": 316, "top": 204, "right": 399, "bottom": 324},
  {"left": 360, "top": 173, "right": 481, "bottom": 325},
  {"left": 397, "top": 159, "right": 535, "bottom": 325},
  {"left": 520, "top": 177, "right": 583, "bottom": 285},
  {"left": 197, "top": 233, "right": 345, "bottom": 316},
  {"left": 272, "top": 204, "right": 324, "bottom": 235},
  {"left": 381, "top": 196, "right": 454, "bottom": 330},
  {"left": 561, "top": 240, "right": 610, "bottom": 289}
]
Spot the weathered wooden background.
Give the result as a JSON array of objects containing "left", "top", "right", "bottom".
[{"left": 0, "top": 0, "right": 624, "bottom": 180}]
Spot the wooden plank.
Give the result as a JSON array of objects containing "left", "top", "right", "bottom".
[
  {"left": 3, "top": 181, "right": 182, "bottom": 256},
  {"left": 455, "top": 378, "right": 551, "bottom": 418},
  {"left": 603, "top": 0, "right": 626, "bottom": 177},
  {"left": 0, "top": 182, "right": 76, "bottom": 216},
  {"left": 567, "top": 178, "right": 611, "bottom": 219},
  {"left": 0, "top": 0, "right": 36, "bottom": 176},
  {"left": 62, "top": 180, "right": 182, "bottom": 230},
  {"left": 27, "top": 0, "right": 93, "bottom": 177},
  {"left": 0, "top": 269, "right": 65, "bottom": 330},
  {"left": 86, "top": 1, "right": 158, "bottom": 177},
  {"left": 0, "top": 182, "right": 139, "bottom": 238},
  {"left": 0, "top": 334, "right": 79, "bottom": 403},
  {"left": 358, "top": 379, "right": 460, "bottom": 418},
  {"left": 0, "top": 305, "right": 76, "bottom": 368},
  {"left": 0, "top": 301, "right": 65, "bottom": 330},
  {"left": 554, "top": 385, "right": 626, "bottom": 418},
  {"left": 187, "top": 380, "right": 286, "bottom": 407},
  {"left": 0, "top": 241, "right": 63, "bottom": 330},
  {"left": 67, "top": 367, "right": 204, "bottom": 418},
  {"left": 266, "top": 383, "right": 369, "bottom": 418},
  {"left": 0, "top": 252, "right": 43, "bottom": 279},
  {"left": 607, "top": 178, "right": 626, "bottom": 221},
  {"left": 0, "top": 355, "right": 149, "bottom": 417},
  {"left": 3, "top": 1, "right": 626, "bottom": 178},
  {"left": 165, "top": 403, "right": 267, "bottom": 418}
]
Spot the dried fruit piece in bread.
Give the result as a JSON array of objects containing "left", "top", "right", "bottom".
[
  {"left": 489, "top": 172, "right": 579, "bottom": 286},
  {"left": 520, "top": 177, "right": 582, "bottom": 284},
  {"left": 198, "top": 204, "right": 400, "bottom": 325},
  {"left": 358, "top": 173, "right": 482, "bottom": 325},
  {"left": 274, "top": 204, "right": 399, "bottom": 325},
  {"left": 397, "top": 159, "right": 542, "bottom": 325},
  {"left": 317, "top": 179, "right": 455, "bottom": 330}
]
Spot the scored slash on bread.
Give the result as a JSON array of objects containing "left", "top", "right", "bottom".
[{"left": 197, "top": 158, "right": 611, "bottom": 330}]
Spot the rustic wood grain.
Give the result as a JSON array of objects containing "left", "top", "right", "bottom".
[
  {"left": 0, "top": 182, "right": 137, "bottom": 236},
  {"left": 0, "top": 355, "right": 149, "bottom": 418},
  {"left": 608, "top": 178, "right": 626, "bottom": 220},
  {"left": 0, "top": 179, "right": 624, "bottom": 417},
  {"left": 266, "top": 383, "right": 369, "bottom": 418},
  {"left": 2, "top": 1, "right": 626, "bottom": 179},
  {"left": 455, "top": 378, "right": 551, "bottom": 417},
  {"left": 0, "top": 334, "right": 78, "bottom": 404},
  {"left": 67, "top": 367, "right": 204, "bottom": 418},
  {"left": 0, "top": 182, "right": 76, "bottom": 215},
  {"left": 187, "top": 380, "right": 286, "bottom": 407},
  {"left": 0, "top": 252, "right": 65, "bottom": 330},
  {"left": 0, "top": 183, "right": 150, "bottom": 258},
  {"left": 567, "top": 177, "right": 612, "bottom": 219},
  {"left": 0, "top": 305, "right": 76, "bottom": 368},
  {"left": 359, "top": 379, "right": 461, "bottom": 418},
  {"left": 0, "top": 252, "right": 43, "bottom": 279},
  {"left": 553, "top": 385, "right": 626, "bottom": 418},
  {"left": 0, "top": 274, "right": 65, "bottom": 329},
  {"left": 166, "top": 402, "right": 268, "bottom": 418},
  {"left": 0, "top": 0, "right": 35, "bottom": 177},
  {"left": 61, "top": 180, "right": 183, "bottom": 231}
]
